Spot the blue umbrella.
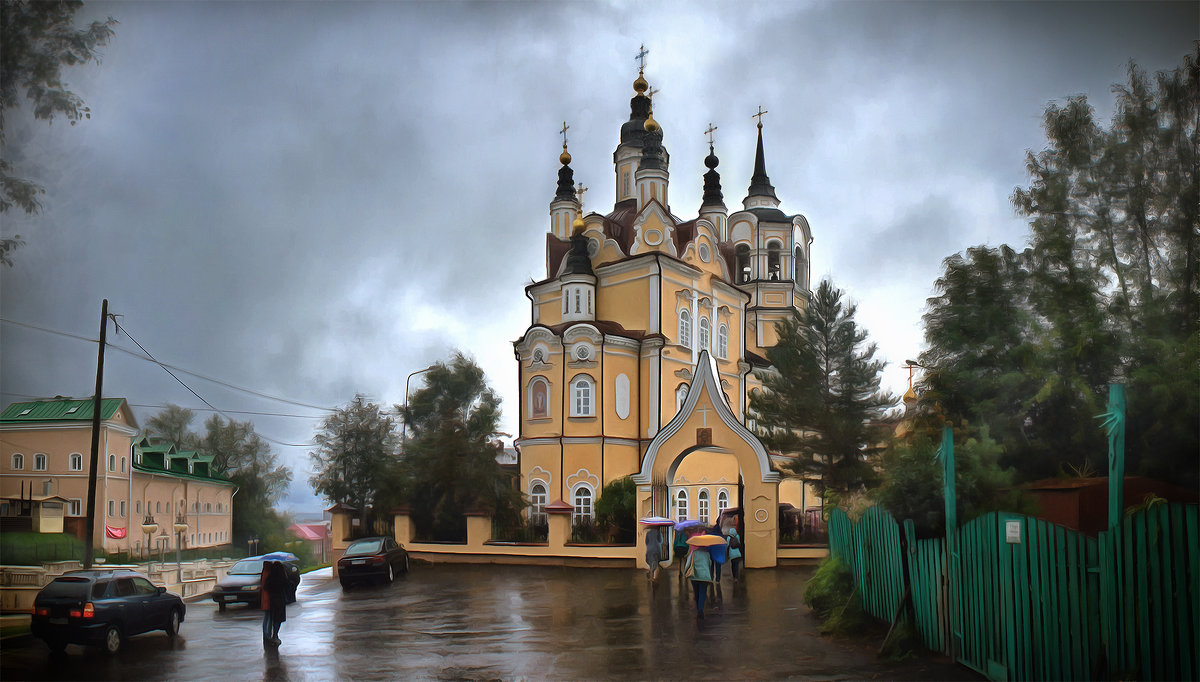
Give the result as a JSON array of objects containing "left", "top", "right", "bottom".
[
  {"left": 673, "top": 519, "right": 703, "bottom": 531},
  {"left": 261, "top": 551, "right": 298, "bottom": 562}
]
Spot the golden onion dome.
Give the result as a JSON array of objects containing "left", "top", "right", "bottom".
[
  {"left": 634, "top": 72, "right": 649, "bottom": 94},
  {"left": 572, "top": 214, "right": 586, "bottom": 234},
  {"left": 560, "top": 145, "right": 572, "bottom": 165},
  {"left": 644, "top": 111, "right": 660, "bottom": 133}
]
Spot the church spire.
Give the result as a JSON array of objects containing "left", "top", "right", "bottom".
[
  {"left": 556, "top": 121, "right": 576, "bottom": 202},
  {"left": 746, "top": 107, "right": 778, "bottom": 202},
  {"left": 550, "top": 121, "right": 581, "bottom": 239},
  {"left": 701, "top": 123, "right": 724, "bottom": 210}
]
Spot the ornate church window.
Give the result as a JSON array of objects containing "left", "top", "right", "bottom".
[
  {"left": 570, "top": 375, "right": 594, "bottom": 417},
  {"left": 529, "top": 377, "right": 550, "bottom": 418},
  {"left": 698, "top": 242, "right": 711, "bottom": 263},
  {"left": 675, "top": 489, "right": 689, "bottom": 522},
  {"left": 718, "top": 324, "right": 729, "bottom": 359},
  {"left": 718, "top": 490, "right": 730, "bottom": 516},
  {"left": 530, "top": 483, "right": 548, "bottom": 524},
  {"left": 698, "top": 490, "right": 710, "bottom": 524},
  {"left": 678, "top": 309, "right": 691, "bottom": 348},
  {"left": 736, "top": 244, "right": 751, "bottom": 283},
  {"left": 767, "top": 240, "right": 782, "bottom": 280},
  {"left": 699, "top": 317, "right": 710, "bottom": 351},
  {"left": 573, "top": 485, "right": 594, "bottom": 523},
  {"left": 575, "top": 289, "right": 581, "bottom": 313}
]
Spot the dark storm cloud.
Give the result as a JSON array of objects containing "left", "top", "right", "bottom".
[{"left": 2, "top": 0, "right": 1193, "bottom": 511}]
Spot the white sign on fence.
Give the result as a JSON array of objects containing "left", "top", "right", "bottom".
[{"left": 1005, "top": 520, "right": 1021, "bottom": 544}]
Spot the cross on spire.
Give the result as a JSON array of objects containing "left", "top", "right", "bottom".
[
  {"left": 704, "top": 122, "right": 718, "bottom": 147},
  {"left": 574, "top": 182, "right": 588, "bottom": 206},
  {"left": 752, "top": 105, "right": 768, "bottom": 128},
  {"left": 560, "top": 121, "right": 570, "bottom": 148},
  {"left": 635, "top": 44, "right": 649, "bottom": 72},
  {"left": 646, "top": 86, "right": 659, "bottom": 101}
]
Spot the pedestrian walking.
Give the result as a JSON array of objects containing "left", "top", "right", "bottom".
[
  {"left": 683, "top": 545, "right": 714, "bottom": 618},
  {"left": 645, "top": 525, "right": 663, "bottom": 581},
  {"left": 726, "top": 525, "right": 743, "bottom": 581},
  {"left": 261, "top": 560, "right": 290, "bottom": 647},
  {"left": 706, "top": 531, "right": 727, "bottom": 603},
  {"left": 673, "top": 529, "right": 690, "bottom": 587}
]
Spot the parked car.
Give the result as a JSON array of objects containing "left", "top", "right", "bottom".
[
  {"left": 337, "top": 536, "right": 408, "bottom": 589},
  {"left": 211, "top": 555, "right": 299, "bottom": 611},
  {"left": 31, "top": 569, "right": 185, "bottom": 655}
]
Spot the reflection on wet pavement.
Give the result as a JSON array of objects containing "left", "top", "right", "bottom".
[{"left": 2, "top": 564, "right": 978, "bottom": 680}]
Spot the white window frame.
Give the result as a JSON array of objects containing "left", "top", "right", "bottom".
[
  {"left": 120, "top": 456, "right": 126, "bottom": 473},
  {"left": 120, "top": 501, "right": 126, "bottom": 517},
  {"left": 718, "top": 489, "right": 730, "bottom": 516},
  {"left": 11, "top": 454, "right": 23, "bottom": 470},
  {"left": 69, "top": 453, "right": 83, "bottom": 471},
  {"left": 570, "top": 374, "right": 595, "bottom": 417},
  {"left": 698, "top": 317, "right": 710, "bottom": 351},
  {"left": 33, "top": 453, "right": 47, "bottom": 471},
  {"left": 108, "top": 454, "right": 115, "bottom": 471},
  {"left": 67, "top": 499, "right": 82, "bottom": 516},
  {"left": 572, "top": 485, "right": 594, "bottom": 524},
  {"left": 698, "top": 489, "right": 710, "bottom": 524},
  {"left": 530, "top": 482, "right": 548, "bottom": 524},
  {"left": 675, "top": 489, "right": 689, "bottom": 521},
  {"left": 678, "top": 309, "right": 691, "bottom": 348},
  {"left": 718, "top": 324, "right": 729, "bottom": 359},
  {"left": 107, "top": 500, "right": 115, "bottom": 517}
]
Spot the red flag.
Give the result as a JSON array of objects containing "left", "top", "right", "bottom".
[{"left": 105, "top": 525, "right": 127, "bottom": 539}]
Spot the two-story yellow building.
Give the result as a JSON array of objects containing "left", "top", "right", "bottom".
[
  {"left": 513, "top": 67, "right": 816, "bottom": 568},
  {"left": 0, "top": 397, "right": 236, "bottom": 557}
]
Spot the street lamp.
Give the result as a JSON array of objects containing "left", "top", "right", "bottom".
[
  {"left": 402, "top": 365, "right": 436, "bottom": 452},
  {"left": 248, "top": 535, "right": 259, "bottom": 556},
  {"left": 174, "top": 513, "right": 188, "bottom": 583},
  {"left": 140, "top": 515, "right": 158, "bottom": 563}
]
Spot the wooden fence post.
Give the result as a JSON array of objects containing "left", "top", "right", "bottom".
[{"left": 939, "top": 426, "right": 961, "bottom": 659}]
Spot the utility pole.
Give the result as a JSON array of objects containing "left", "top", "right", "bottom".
[{"left": 83, "top": 299, "right": 110, "bottom": 569}]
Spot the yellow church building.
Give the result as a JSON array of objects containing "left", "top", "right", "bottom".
[{"left": 512, "top": 65, "right": 816, "bottom": 569}]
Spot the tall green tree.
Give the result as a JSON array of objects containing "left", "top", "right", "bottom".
[
  {"left": 144, "top": 404, "right": 200, "bottom": 451},
  {"left": 750, "top": 279, "right": 896, "bottom": 495},
  {"left": 1, "top": 0, "right": 117, "bottom": 264},
  {"left": 393, "top": 353, "right": 523, "bottom": 541},
  {"left": 309, "top": 395, "right": 397, "bottom": 533}
]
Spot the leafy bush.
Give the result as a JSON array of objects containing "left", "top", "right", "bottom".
[
  {"left": 803, "top": 556, "right": 872, "bottom": 636},
  {"left": 595, "top": 476, "right": 636, "bottom": 543}
]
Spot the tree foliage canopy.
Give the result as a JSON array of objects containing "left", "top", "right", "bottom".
[
  {"left": 1, "top": 0, "right": 116, "bottom": 264},
  {"left": 391, "top": 353, "right": 523, "bottom": 541},
  {"left": 750, "top": 279, "right": 896, "bottom": 495},
  {"left": 919, "top": 50, "right": 1199, "bottom": 487},
  {"left": 308, "top": 395, "right": 397, "bottom": 525}
]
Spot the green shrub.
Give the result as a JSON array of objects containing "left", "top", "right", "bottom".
[{"left": 803, "top": 556, "right": 872, "bottom": 636}]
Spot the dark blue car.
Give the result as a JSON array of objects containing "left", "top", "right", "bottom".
[{"left": 31, "top": 569, "right": 185, "bottom": 654}]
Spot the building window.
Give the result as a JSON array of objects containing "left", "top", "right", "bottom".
[
  {"left": 718, "top": 325, "right": 729, "bottom": 359},
  {"left": 68, "top": 499, "right": 82, "bottom": 516},
  {"left": 529, "top": 377, "right": 550, "bottom": 418},
  {"left": 206, "top": 503, "right": 212, "bottom": 512},
  {"left": 34, "top": 453, "right": 47, "bottom": 471},
  {"left": 530, "top": 482, "right": 547, "bottom": 524},
  {"left": 570, "top": 375, "right": 594, "bottom": 417},
  {"left": 675, "top": 489, "right": 689, "bottom": 521},
  {"left": 11, "top": 454, "right": 23, "bottom": 470},
  {"left": 156, "top": 501, "right": 161, "bottom": 514},
  {"left": 736, "top": 244, "right": 751, "bottom": 283},
  {"left": 698, "top": 490, "right": 710, "bottom": 524},
  {"left": 69, "top": 453, "right": 83, "bottom": 471},
  {"left": 120, "top": 457, "right": 126, "bottom": 473},
  {"left": 108, "top": 454, "right": 115, "bottom": 471},
  {"left": 622, "top": 172, "right": 630, "bottom": 197},
  {"left": 108, "top": 500, "right": 115, "bottom": 517},
  {"left": 794, "top": 246, "right": 804, "bottom": 283},
  {"left": 699, "top": 317, "right": 710, "bottom": 351},
  {"left": 678, "top": 309, "right": 691, "bottom": 348},
  {"left": 120, "top": 501, "right": 126, "bottom": 517},
  {"left": 676, "top": 384, "right": 689, "bottom": 412},
  {"left": 575, "top": 289, "right": 581, "bottom": 313},
  {"left": 718, "top": 490, "right": 730, "bottom": 516},
  {"left": 767, "top": 240, "right": 782, "bottom": 280},
  {"left": 136, "top": 501, "right": 141, "bottom": 515},
  {"left": 573, "top": 485, "right": 593, "bottom": 523}
]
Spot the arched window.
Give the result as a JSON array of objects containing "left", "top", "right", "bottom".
[
  {"left": 529, "top": 377, "right": 550, "bottom": 418},
  {"left": 206, "top": 503, "right": 212, "bottom": 512},
  {"left": 530, "top": 482, "right": 548, "bottom": 523},
  {"left": 570, "top": 375, "right": 594, "bottom": 417},
  {"left": 156, "top": 501, "right": 161, "bottom": 514},
  {"left": 120, "top": 456, "right": 126, "bottom": 473},
  {"left": 11, "top": 454, "right": 23, "bottom": 470},
  {"left": 573, "top": 485, "right": 593, "bottom": 523},
  {"left": 678, "top": 309, "right": 691, "bottom": 348},
  {"left": 69, "top": 453, "right": 83, "bottom": 471},
  {"left": 718, "top": 324, "right": 729, "bottom": 359},
  {"left": 794, "top": 246, "right": 804, "bottom": 283},
  {"left": 736, "top": 244, "right": 751, "bottom": 283},
  {"left": 698, "top": 317, "right": 710, "bottom": 351},
  {"left": 698, "top": 490, "right": 710, "bottom": 524},
  {"left": 676, "top": 383, "right": 689, "bottom": 412},
  {"left": 718, "top": 490, "right": 730, "bottom": 516},
  {"left": 675, "top": 489, "right": 689, "bottom": 521},
  {"left": 108, "top": 500, "right": 115, "bottom": 517},
  {"left": 34, "top": 453, "right": 47, "bottom": 471},
  {"left": 108, "top": 454, "right": 115, "bottom": 471},
  {"left": 767, "top": 240, "right": 782, "bottom": 280}
]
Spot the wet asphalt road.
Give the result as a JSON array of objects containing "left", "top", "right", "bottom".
[{"left": 2, "top": 564, "right": 978, "bottom": 680}]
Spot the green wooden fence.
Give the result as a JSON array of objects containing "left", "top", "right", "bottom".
[{"left": 829, "top": 503, "right": 1199, "bottom": 680}]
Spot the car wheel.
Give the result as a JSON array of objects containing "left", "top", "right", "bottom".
[
  {"left": 340, "top": 579, "right": 351, "bottom": 591},
  {"left": 102, "top": 625, "right": 122, "bottom": 655},
  {"left": 166, "top": 608, "right": 182, "bottom": 637},
  {"left": 218, "top": 602, "right": 226, "bottom": 612},
  {"left": 385, "top": 563, "right": 394, "bottom": 584}
]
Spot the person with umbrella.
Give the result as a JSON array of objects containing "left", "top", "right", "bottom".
[
  {"left": 683, "top": 534, "right": 720, "bottom": 618},
  {"left": 639, "top": 517, "right": 672, "bottom": 582},
  {"left": 260, "top": 560, "right": 291, "bottom": 647},
  {"left": 672, "top": 519, "right": 702, "bottom": 587}
]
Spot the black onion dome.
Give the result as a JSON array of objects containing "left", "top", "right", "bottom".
[
  {"left": 555, "top": 158, "right": 576, "bottom": 201},
  {"left": 638, "top": 127, "right": 666, "bottom": 171},
  {"left": 702, "top": 146, "right": 724, "bottom": 208},
  {"left": 620, "top": 94, "right": 651, "bottom": 147},
  {"left": 747, "top": 124, "right": 778, "bottom": 200},
  {"left": 562, "top": 232, "right": 594, "bottom": 275}
]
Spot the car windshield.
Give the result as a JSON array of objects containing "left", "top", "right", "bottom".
[
  {"left": 230, "top": 559, "right": 265, "bottom": 575},
  {"left": 344, "top": 540, "right": 382, "bottom": 556},
  {"left": 40, "top": 576, "right": 92, "bottom": 600}
]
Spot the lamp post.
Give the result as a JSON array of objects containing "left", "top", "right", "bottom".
[
  {"left": 140, "top": 515, "right": 158, "bottom": 564},
  {"left": 174, "top": 513, "right": 188, "bottom": 584},
  {"left": 248, "top": 535, "right": 259, "bottom": 556},
  {"left": 402, "top": 365, "right": 436, "bottom": 452}
]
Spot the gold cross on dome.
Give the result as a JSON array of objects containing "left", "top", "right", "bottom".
[
  {"left": 752, "top": 105, "right": 768, "bottom": 127},
  {"left": 635, "top": 44, "right": 649, "bottom": 72},
  {"left": 575, "top": 182, "right": 588, "bottom": 206},
  {"left": 560, "top": 121, "right": 569, "bottom": 147},
  {"left": 704, "top": 123, "right": 718, "bottom": 146}
]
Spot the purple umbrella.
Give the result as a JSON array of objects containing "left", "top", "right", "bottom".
[{"left": 673, "top": 519, "right": 704, "bottom": 531}]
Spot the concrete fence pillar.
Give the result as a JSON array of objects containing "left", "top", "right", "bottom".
[
  {"left": 546, "top": 499, "right": 574, "bottom": 551},
  {"left": 465, "top": 511, "right": 492, "bottom": 549}
]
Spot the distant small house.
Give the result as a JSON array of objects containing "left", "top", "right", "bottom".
[
  {"left": 1021, "top": 476, "right": 1199, "bottom": 537},
  {"left": 287, "top": 522, "right": 331, "bottom": 563}
]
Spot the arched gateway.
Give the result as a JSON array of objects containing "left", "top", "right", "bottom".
[{"left": 633, "top": 351, "right": 780, "bottom": 568}]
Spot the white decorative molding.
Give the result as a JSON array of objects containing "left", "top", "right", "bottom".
[
  {"left": 528, "top": 466, "right": 553, "bottom": 489},
  {"left": 566, "top": 468, "right": 599, "bottom": 492},
  {"left": 615, "top": 374, "right": 630, "bottom": 420}
]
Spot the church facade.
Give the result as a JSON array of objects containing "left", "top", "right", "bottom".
[{"left": 512, "top": 66, "right": 814, "bottom": 568}]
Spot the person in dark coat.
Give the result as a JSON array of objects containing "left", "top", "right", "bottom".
[{"left": 261, "top": 561, "right": 290, "bottom": 646}]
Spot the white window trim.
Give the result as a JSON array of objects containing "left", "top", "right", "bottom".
[
  {"left": 570, "top": 374, "right": 595, "bottom": 417},
  {"left": 571, "top": 484, "right": 594, "bottom": 524},
  {"left": 67, "top": 499, "right": 82, "bottom": 517},
  {"left": 69, "top": 453, "right": 83, "bottom": 471},
  {"left": 11, "top": 454, "right": 23, "bottom": 470},
  {"left": 698, "top": 317, "right": 710, "bottom": 351},
  {"left": 529, "top": 481, "right": 548, "bottom": 523},
  {"left": 675, "top": 489, "right": 689, "bottom": 521},
  {"left": 698, "top": 489, "right": 710, "bottom": 524},
  {"left": 717, "top": 489, "right": 730, "bottom": 516},
  {"left": 678, "top": 309, "right": 692, "bottom": 348},
  {"left": 33, "top": 453, "right": 47, "bottom": 471}
]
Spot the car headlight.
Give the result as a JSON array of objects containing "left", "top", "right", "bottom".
[{"left": 243, "top": 585, "right": 258, "bottom": 591}]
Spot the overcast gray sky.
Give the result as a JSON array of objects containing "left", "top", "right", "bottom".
[{"left": 2, "top": 1, "right": 1194, "bottom": 512}]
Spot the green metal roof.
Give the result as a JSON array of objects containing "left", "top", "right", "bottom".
[{"left": 0, "top": 398, "right": 125, "bottom": 422}]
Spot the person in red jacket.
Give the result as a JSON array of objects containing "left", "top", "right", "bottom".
[{"left": 260, "top": 561, "right": 290, "bottom": 646}]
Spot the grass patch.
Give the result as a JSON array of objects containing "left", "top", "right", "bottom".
[
  {"left": 0, "top": 532, "right": 87, "bottom": 565},
  {"left": 0, "top": 618, "right": 31, "bottom": 639}
]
